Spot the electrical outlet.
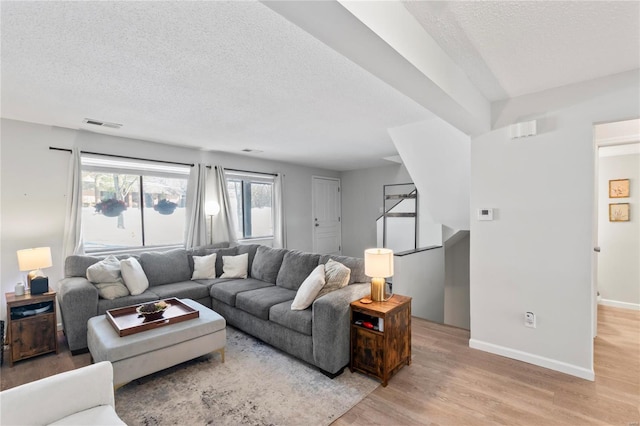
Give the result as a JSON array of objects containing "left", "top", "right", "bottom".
[{"left": 525, "top": 312, "right": 536, "bottom": 328}]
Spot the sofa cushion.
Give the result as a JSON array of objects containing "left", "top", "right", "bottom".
[
  {"left": 209, "top": 278, "right": 274, "bottom": 307},
  {"left": 120, "top": 257, "right": 149, "bottom": 295},
  {"left": 251, "top": 246, "right": 287, "bottom": 284},
  {"left": 235, "top": 287, "right": 297, "bottom": 320},
  {"left": 316, "top": 259, "right": 350, "bottom": 299},
  {"left": 97, "top": 291, "right": 160, "bottom": 315},
  {"left": 148, "top": 281, "right": 210, "bottom": 301},
  {"left": 291, "top": 264, "right": 325, "bottom": 310},
  {"left": 275, "top": 250, "right": 321, "bottom": 291},
  {"left": 191, "top": 253, "right": 217, "bottom": 279},
  {"left": 319, "top": 254, "right": 366, "bottom": 284},
  {"left": 140, "top": 249, "right": 191, "bottom": 286},
  {"left": 94, "top": 282, "right": 130, "bottom": 300},
  {"left": 188, "top": 247, "right": 238, "bottom": 277},
  {"left": 86, "top": 256, "right": 121, "bottom": 284},
  {"left": 269, "top": 300, "right": 313, "bottom": 336},
  {"left": 220, "top": 253, "right": 249, "bottom": 279},
  {"left": 236, "top": 244, "right": 260, "bottom": 277}
]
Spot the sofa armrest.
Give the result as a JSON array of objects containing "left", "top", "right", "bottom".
[
  {"left": 0, "top": 362, "right": 123, "bottom": 425},
  {"left": 311, "top": 283, "right": 370, "bottom": 374},
  {"left": 58, "top": 277, "right": 99, "bottom": 352}
]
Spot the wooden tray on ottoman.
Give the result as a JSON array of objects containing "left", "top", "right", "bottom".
[{"left": 106, "top": 298, "right": 199, "bottom": 337}]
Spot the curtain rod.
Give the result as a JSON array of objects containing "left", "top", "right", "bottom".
[
  {"left": 217, "top": 166, "right": 277, "bottom": 177},
  {"left": 49, "top": 146, "right": 195, "bottom": 167}
]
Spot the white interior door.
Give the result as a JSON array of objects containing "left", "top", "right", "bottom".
[{"left": 312, "top": 176, "right": 342, "bottom": 255}]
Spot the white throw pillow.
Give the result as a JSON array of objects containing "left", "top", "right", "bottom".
[
  {"left": 120, "top": 257, "right": 149, "bottom": 296},
  {"left": 291, "top": 264, "right": 326, "bottom": 310},
  {"left": 220, "top": 253, "right": 249, "bottom": 279},
  {"left": 94, "top": 282, "right": 130, "bottom": 300},
  {"left": 86, "top": 255, "right": 121, "bottom": 284},
  {"left": 315, "top": 259, "right": 350, "bottom": 299},
  {"left": 192, "top": 253, "right": 217, "bottom": 279}
]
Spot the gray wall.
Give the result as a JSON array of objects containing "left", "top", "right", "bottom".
[
  {"left": 340, "top": 163, "right": 411, "bottom": 257},
  {"left": 444, "top": 233, "right": 470, "bottom": 329}
]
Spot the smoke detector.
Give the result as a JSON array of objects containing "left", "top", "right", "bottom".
[{"left": 83, "top": 118, "right": 122, "bottom": 129}]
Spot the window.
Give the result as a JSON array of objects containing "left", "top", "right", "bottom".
[
  {"left": 81, "top": 156, "right": 190, "bottom": 252},
  {"left": 225, "top": 171, "right": 274, "bottom": 239}
]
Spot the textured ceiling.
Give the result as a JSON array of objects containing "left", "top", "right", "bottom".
[
  {"left": 2, "top": 1, "right": 639, "bottom": 171},
  {"left": 404, "top": 1, "right": 640, "bottom": 101},
  {"left": 0, "top": 1, "right": 429, "bottom": 171}
]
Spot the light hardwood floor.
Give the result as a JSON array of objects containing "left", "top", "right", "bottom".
[
  {"left": 335, "top": 305, "right": 639, "bottom": 425},
  {"left": 1, "top": 305, "right": 638, "bottom": 425}
]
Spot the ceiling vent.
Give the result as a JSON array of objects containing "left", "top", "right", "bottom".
[{"left": 83, "top": 118, "right": 122, "bottom": 129}]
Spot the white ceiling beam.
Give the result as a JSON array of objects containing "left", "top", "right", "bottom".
[{"left": 264, "top": 1, "right": 490, "bottom": 136}]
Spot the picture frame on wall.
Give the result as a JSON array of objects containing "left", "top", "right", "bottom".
[
  {"left": 609, "top": 203, "right": 630, "bottom": 222},
  {"left": 609, "top": 179, "right": 630, "bottom": 198}
]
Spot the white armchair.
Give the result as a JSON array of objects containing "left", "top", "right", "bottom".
[{"left": 0, "top": 361, "right": 126, "bottom": 425}]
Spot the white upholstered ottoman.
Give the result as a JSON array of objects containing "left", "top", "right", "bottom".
[{"left": 87, "top": 298, "right": 226, "bottom": 387}]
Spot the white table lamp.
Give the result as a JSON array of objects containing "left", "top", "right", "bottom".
[
  {"left": 17, "top": 247, "right": 52, "bottom": 292},
  {"left": 364, "top": 248, "right": 394, "bottom": 302}
]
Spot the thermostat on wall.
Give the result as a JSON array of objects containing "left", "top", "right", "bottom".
[{"left": 477, "top": 208, "right": 494, "bottom": 221}]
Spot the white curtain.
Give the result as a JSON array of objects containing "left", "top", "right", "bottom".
[
  {"left": 185, "top": 163, "right": 207, "bottom": 248},
  {"left": 62, "top": 149, "right": 84, "bottom": 259},
  {"left": 208, "top": 165, "right": 237, "bottom": 245},
  {"left": 273, "top": 173, "right": 286, "bottom": 248}
]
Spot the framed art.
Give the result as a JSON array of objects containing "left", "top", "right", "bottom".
[
  {"left": 609, "top": 203, "right": 630, "bottom": 222},
  {"left": 609, "top": 179, "right": 630, "bottom": 198}
]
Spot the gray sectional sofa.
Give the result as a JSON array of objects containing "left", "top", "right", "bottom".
[{"left": 58, "top": 244, "right": 370, "bottom": 375}]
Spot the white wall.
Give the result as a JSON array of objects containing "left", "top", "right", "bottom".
[
  {"left": 470, "top": 70, "right": 640, "bottom": 380},
  {"left": 597, "top": 152, "right": 640, "bottom": 309},
  {"left": 0, "top": 118, "right": 338, "bottom": 323},
  {"left": 389, "top": 116, "right": 471, "bottom": 232}
]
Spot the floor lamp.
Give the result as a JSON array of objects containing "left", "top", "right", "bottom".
[{"left": 205, "top": 201, "right": 220, "bottom": 244}]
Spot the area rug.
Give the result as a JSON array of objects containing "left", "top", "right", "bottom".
[{"left": 115, "top": 327, "right": 379, "bottom": 425}]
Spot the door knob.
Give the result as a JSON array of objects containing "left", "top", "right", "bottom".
[{"left": 594, "top": 247, "right": 601, "bottom": 253}]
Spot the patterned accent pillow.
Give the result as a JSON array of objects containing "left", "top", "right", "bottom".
[{"left": 315, "top": 259, "right": 350, "bottom": 299}]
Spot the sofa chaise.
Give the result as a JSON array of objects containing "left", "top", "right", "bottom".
[{"left": 58, "top": 244, "right": 370, "bottom": 375}]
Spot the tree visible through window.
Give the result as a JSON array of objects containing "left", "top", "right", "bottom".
[
  {"left": 225, "top": 172, "right": 274, "bottom": 239},
  {"left": 81, "top": 157, "right": 189, "bottom": 252}
]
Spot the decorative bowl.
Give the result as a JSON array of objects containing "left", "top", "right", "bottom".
[{"left": 136, "top": 301, "right": 169, "bottom": 321}]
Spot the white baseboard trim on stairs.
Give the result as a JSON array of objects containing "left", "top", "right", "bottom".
[
  {"left": 469, "top": 339, "right": 595, "bottom": 381},
  {"left": 599, "top": 298, "right": 640, "bottom": 311}
]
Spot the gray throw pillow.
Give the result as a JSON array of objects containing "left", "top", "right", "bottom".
[
  {"left": 276, "top": 250, "right": 321, "bottom": 290},
  {"left": 316, "top": 259, "right": 350, "bottom": 299},
  {"left": 251, "top": 246, "right": 287, "bottom": 284},
  {"left": 140, "top": 249, "right": 191, "bottom": 286}
]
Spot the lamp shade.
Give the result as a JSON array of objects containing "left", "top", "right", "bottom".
[
  {"left": 364, "top": 248, "right": 394, "bottom": 278},
  {"left": 17, "top": 247, "right": 52, "bottom": 271},
  {"left": 205, "top": 200, "right": 220, "bottom": 216}
]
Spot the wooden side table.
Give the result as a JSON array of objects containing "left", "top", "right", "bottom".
[
  {"left": 5, "top": 289, "right": 58, "bottom": 366},
  {"left": 350, "top": 294, "right": 411, "bottom": 386}
]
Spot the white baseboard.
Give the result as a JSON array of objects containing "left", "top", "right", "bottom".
[
  {"left": 599, "top": 298, "right": 640, "bottom": 311},
  {"left": 469, "top": 339, "right": 595, "bottom": 381}
]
